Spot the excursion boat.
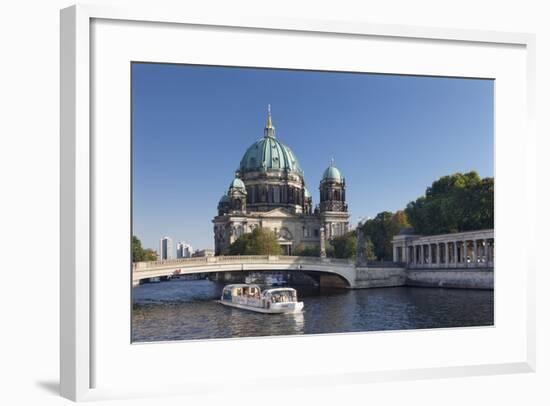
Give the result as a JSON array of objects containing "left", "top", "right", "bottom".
[{"left": 219, "top": 284, "right": 304, "bottom": 314}]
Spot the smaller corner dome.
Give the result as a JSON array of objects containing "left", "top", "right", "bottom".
[
  {"left": 304, "top": 187, "right": 311, "bottom": 198},
  {"left": 219, "top": 194, "right": 230, "bottom": 203},
  {"left": 322, "top": 165, "right": 343, "bottom": 182},
  {"left": 229, "top": 178, "right": 246, "bottom": 190}
]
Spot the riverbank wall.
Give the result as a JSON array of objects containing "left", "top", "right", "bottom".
[
  {"left": 352, "top": 267, "right": 493, "bottom": 290},
  {"left": 405, "top": 269, "right": 494, "bottom": 289},
  {"left": 354, "top": 267, "right": 407, "bottom": 288}
]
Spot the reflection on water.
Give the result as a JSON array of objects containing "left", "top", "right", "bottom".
[{"left": 132, "top": 279, "right": 493, "bottom": 342}]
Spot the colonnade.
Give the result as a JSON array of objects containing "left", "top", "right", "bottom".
[{"left": 392, "top": 230, "right": 494, "bottom": 269}]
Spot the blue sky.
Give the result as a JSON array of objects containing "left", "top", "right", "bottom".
[{"left": 132, "top": 63, "right": 494, "bottom": 252}]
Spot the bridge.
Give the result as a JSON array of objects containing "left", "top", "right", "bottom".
[
  {"left": 133, "top": 255, "right": 358, "bottom": 288},
  {"left": 132, "top": 254, "right": 493, "bottom": 290}
]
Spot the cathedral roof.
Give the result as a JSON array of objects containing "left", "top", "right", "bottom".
[
  {"left": 229, "top": 177, "right": 246, "bottom": 190},
  {"left": 322, "top": 161, "right": 343, "bottom": 182},
  {"left": 238, "top": 106, "right": 303, "bottom": 177}
]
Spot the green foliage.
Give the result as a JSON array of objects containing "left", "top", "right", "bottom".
[
  {"left": 228, "top": 227, "right": 282, "bottom": 255},
  {"left": 329, "top": 231, "right": 357, "bottom": 259},
  {"left": 363, "top": 236, "right": 377, "bottom": 261},
  {"left": 294, "top": 243, "right": 320, "bottom": 257},
  {"left": 361, "top": 210, "right": 410, "bottom": 261},
  {"left": 405, "top": 172, "right": 494, "bottom": 235},
  {"left": 132, "top": 236, "right": 157, "bottom": 262}
]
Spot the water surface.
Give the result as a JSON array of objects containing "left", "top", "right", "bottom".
[{"left": 132, "top": 279, "right": 493, "bottom": 342}]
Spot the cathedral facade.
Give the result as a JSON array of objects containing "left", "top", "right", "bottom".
[{"left": 213, "top": 107, "right": 350, "bottom": 256}]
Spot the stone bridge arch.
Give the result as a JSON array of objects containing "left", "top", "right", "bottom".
[{"left": 132, "top": 255, "right": 357, "bottom": 288}]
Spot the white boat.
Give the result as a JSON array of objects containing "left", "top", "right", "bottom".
[{"left": 219, "top": 284, "right": 304, "bottom": 314}]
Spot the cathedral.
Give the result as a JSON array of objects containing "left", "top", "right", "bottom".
[{"left": 213, "top": 107, "right": 350, "bottom": 256}]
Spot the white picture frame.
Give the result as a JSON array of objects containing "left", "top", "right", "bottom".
[{"left": 60, "top": 4, "right": 536, "bottom": 402}]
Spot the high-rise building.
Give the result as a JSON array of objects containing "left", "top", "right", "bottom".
[
  {"left": 176, "top": 241, "right": 193, "bottom": 258},
  {"left": 159, "top": 236, "right": 173, "bottom": 260}
]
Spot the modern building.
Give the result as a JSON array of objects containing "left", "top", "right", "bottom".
[
  {"left": 213, "top": 106, "right": 350, "bottom": 255},
  {"left": 176, "top": 241, "right": 193, "bottom": 258},
  {"left": 192, "top": 248, "right": 215, "bottom": 258},
  {"left": 159, "top": 236, "right": 173, "bottom": 260}
]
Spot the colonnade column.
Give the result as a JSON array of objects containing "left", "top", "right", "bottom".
[
  {"left": 436, "top": 243, "right": 440, "bottom": 266},
  {"left": 453, "top": 242, "right": 458, "bottom": 267},
  {"left": 444, "top": 243, "right": 449, "bottom": 267},
  {"left": 463, "top": 241, "right": 468, "bottom": 265},
  {"left": 483, "top": 239, "right": 488, "bottom": 267},
  {"left": 420, "top": 245, "right": 424, "bottom": 266},
  {"left": 427, "top": 244, "right": 432, "bottom": 266},
  {"left": 472, "top": 239, "right": 478, "bottom": 265}
]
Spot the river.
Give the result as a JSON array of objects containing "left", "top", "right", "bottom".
[{"left": 132, "top": 279, "right": 493, "bottom": 342}]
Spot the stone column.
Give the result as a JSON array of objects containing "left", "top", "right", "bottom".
[
  {"left": 413, "top": 244, "right": 417, "bottom": 267},
  {"left": 436, "top": 243, "right": 440, "bottom": 266},
  {"left": 463, "top": 241, "right": 468, "bottom": 266},
  {"left": 420, "top": 244, "right": 424, "bottom": 266},
  {"left": 320, "top": 226, "right": 326, "bottom": 258},
  {"left": 404, "top": 243, "right": 409, "bottom": 264},
  {"left": 393, "top": 245, "right": 398, "bottom": 263},
  {"left": 483, "top": 239, "right": 488, "bottom": 267},
  {"left": 445, "top": 242, "right": 449, "bottom": 268},
  {"left": 428, "top": 243, "right": 432, "bottom": 266},
  {"left": 472, "top": 239, "right": 478, "bottom": 266},
  {"left": 453, "top": 241, "right": 458, "bottom": 266}
]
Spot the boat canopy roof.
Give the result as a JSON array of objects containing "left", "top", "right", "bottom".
[
  {"left": 222, "top": 284, "right": 261, "bottom": 291},
  {"left": 263, "top": 287, "right": 297, "bottom": 294}
]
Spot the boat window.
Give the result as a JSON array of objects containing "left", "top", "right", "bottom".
[{"left": 222, "top": 289, "right": 232, "bottom": 300}]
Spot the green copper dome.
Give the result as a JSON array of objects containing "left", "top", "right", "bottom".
[
  {"left": 322, "top": 164, "right": 342, "bottom": 182},
  {"left": 229, "top": 178, "right": 246, "bottom": 190},
  {"left": 238, "top": 107, "right": 303, "bottom": 177}
]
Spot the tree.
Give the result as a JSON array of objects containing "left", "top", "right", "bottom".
[
  {"left": 361, "top": 235, "right": 377, "bottom": 261},
  {"left": 405, "top": 172, "right": 494, "bottom": 235},
  {"left": 132, "top": 236, "right": 157, "bottom": 262},
  {"left": 329, "top": 231, "right": 357, "bottom": 259},
  {"left": 361, "top": 210, "right": 410, "bottom": 261},
  {"left": 142, "top": 248, "right": 157, "bottom": 262},
  {"left": 294, "top": 243, "right": 320, "bottom": 257},
  {"left": 228, "top": 228, "right": 282, "bottom": 255}
]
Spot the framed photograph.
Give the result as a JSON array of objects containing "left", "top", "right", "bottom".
[{"left": 60, "top": 4, "right": 536, "bottom": 401}]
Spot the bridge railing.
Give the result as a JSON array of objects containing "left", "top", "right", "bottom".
[{"left": 133, "top": 255, "right": 353, "bottom": 270}]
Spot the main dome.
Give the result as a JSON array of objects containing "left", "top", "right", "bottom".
[
  {"left": 239, "top": 137, "right": 303, "bottom": 175},
  {"left": 238, "top": 106, "right": 303, "bottom": 176}
]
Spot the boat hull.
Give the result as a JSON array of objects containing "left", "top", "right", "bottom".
[{"left": 218, "top": 300, "right": 304, "bottom": 314}]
